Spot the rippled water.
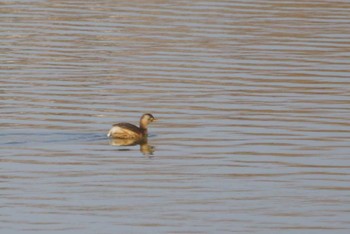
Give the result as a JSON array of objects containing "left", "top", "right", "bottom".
[{"left": 1, "top": 0, "right": 350, "bottom": 233}]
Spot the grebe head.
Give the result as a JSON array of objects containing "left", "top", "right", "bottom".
[{"left": 140, "top": 113, "right": 156, "bottom": 129}]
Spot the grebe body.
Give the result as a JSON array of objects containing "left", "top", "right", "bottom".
[{"left": 107, "top": 113, "right": 155, "bottom": 139}]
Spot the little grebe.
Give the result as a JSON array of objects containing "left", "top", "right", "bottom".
[{"left": 107, "top": 113, "right": 156, "bottom": 139}]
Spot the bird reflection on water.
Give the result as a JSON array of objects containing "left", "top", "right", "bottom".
[{"left": 108, "top": 137, "right": 155, "bottom": 155}]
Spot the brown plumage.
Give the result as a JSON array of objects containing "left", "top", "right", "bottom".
[{"left": 107, "top": 113, "right": 156, "bottom": 139}]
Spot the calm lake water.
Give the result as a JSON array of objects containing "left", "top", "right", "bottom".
[{"left": 1, "top": 0, "right": 350, "bottom": 233}]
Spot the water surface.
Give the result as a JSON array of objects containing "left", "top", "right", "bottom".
[{"left": 1, "top": 0, "right": 350, "bottom": 233}]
